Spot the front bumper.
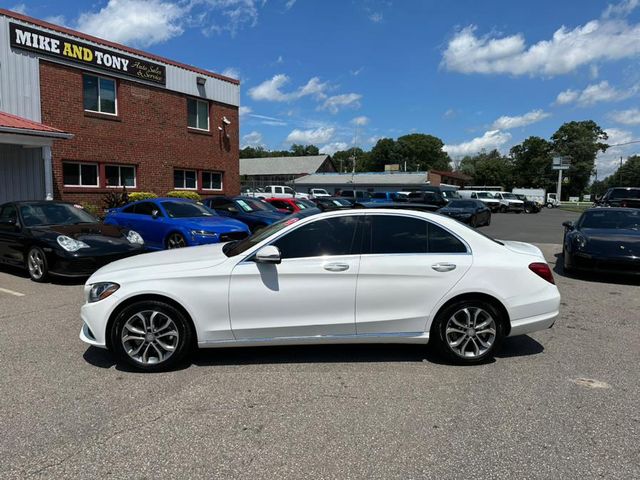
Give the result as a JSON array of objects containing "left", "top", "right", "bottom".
[
  {"left": 190, "top": 230, "right": 249, "bottom": 246},
  {"left": 50, "top": 248, "right": 143, "bottom": 277},
  {"left": 502, "top": 204, "right": 524, "bottom": 212},
  {"left": 79, "top": 291, "right": 122, "bottom": 348},
  {"left": 570, "top": 253, "right": 640, "bottom": 276}
]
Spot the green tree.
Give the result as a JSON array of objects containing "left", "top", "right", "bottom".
[
  {"left": 611, "top": 155, "right": 640, "bottom": 186},
  {"left": 395, "top": 134, "right": 451, "bottom": 172},
  {"left": 460, "top": 150, "right": 514, "bottom": 188},
  {"left": 510, "top": 136, "right": 554, "bottom": 189},
  {"left": 333, "top": 148, "right": 370, "bottom": 172},
  {"left": 551, "top": 121, "right": 608, "bottom": 198},
  {"left": 290, "top": 144, "right": 320, "bottom": 156},
  {"left": 369, "top": 138, "right": 401, "bottom": 171}
]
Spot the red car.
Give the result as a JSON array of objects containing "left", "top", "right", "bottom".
[{"left": 265, "top": 197, "right": 319, "bottom": 214}]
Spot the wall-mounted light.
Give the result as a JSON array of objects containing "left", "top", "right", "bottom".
[
  {"left": 218, "top": 126, "right": 223, "bottom": 131},
  {"left": 222, "top": 116, "right": 231, "bottom": 125},
  {"left": 197, "top": 76, "right": 207, "bottom": 86}
]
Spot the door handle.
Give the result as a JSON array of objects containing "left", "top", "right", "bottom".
[
  {"left": 324, "top": 263, "right": 350, "bottom": 272},
  {"left": 431, "top": 263, "right": 456, "bottom": 272}
]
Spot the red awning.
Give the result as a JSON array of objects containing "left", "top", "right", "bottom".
[{"left": 0, "top": 111, "right": 72, "bottom": 139}]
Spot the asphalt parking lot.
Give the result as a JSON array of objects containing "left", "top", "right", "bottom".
[{"left": 1, "top": 208, "right": 639, "bottom": 479}]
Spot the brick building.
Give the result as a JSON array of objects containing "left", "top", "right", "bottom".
[{"left": 0, "top": 9, "right": 240, "bottom": 206}]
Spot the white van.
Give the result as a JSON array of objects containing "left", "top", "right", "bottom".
[
  {"left": 459, "top": 190, "right": 501, "bottom": 211},
  {"left": 492, "top": 192, "right": 525, "bottom": 213}
]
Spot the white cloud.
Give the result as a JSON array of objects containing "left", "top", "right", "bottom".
[
  {"left": 609, "top": 108, "right": 640, "bottom": 125},
  {"left": 444, "top": 130, "right": 512, "bottom": 158},
  {"left": 369, "top": 12, "right": 383, "bottom": 23},
  {"left": 351, "top": 116, "right": 370, "bottom": 126},
  {"left": 320, "top": 142, "right": 349, "bottom": 155},
  {"left": 44, "top": 15, "right": 67, "bottom": 26},
  {"left": 556, "top": 81, "right": 638, "bottom": 106},
  {"left": 443, "top": 108, "right": 457, "bottom": 119},
  {"left": 198, "top": 0, "right": 262, "bottom": 37},
  {"left": 75, "top": 0, "right": 185, "bottom": 47},
  {"left": 242, "top": 131, "right": 263, "bottom": 147},
  {"left": 603, "top": 0, "right": 639, "bottom": 18},
  {"left": 491, "top": 109, "right": 551, "bottom": 130},
  {"left": 285, "top": 0, "right": 297, "bottom": 10},
  {"left": 350, "top": 67, "right": 364, "bottom": 76},
  {"left": 596, "top": 127, "right": 637, "bottom": 177},
  {"left": 319, "top": 93, "right": 362, "bottom": 114},
  {"left": 239, "top": 106, "right": 252, "bottom": 117},
  {"left": 248, "top": 74, "right": 329, "bottom": 102},
  {"left": 10, "top": 3, "right": 27, "bottom": 14},
  {"left": 221, "top": 67, "right": 240, "bottom": 80},
  {"left": 285, "top": 127, "right": 335, "bottom": 144},
  {"left": 441, "top": 14, "right": 640, "bottom": 77}
]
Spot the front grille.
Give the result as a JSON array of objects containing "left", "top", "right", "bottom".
[{"left": 220, "top": 231, "right": 249, "bottom": 242}]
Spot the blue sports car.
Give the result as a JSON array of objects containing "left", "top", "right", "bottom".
[
  {"left": 202, "top": 196, "right": 288, "bottom": 232},
  {"left": 104, "top": 198, "right": 250, "bottom": 249}
]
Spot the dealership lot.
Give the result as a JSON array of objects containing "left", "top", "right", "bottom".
[{"left": 1, "top": 209, "right": 639, "bottom": 479}]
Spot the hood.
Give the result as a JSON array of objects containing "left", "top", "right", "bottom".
[
  {"left": 181, "top": 217, "right": 249, "bottom": 232},
  {"left": 89, "top": 243, "right": 229, "bottom": 281},
  {"left": 579, "top": 228, "right": 640, "bottom": 256},
  {"left": 440, "top": 208, "right": 473, "bottom": 214},
  {"left": 501, "top": 240, "right": 544, "bottom": 259},
  {"left": 504, "top": 199, "right": 524, "bottom": 204},
  {"left": 481, "top": 199, "right": 500, "bottom": 204},
  {"left": 243, "top": 210, "right": 287, "bottom": 222},
  {"left": 30, "top": 223, "right": 133, "bottom": 248}
]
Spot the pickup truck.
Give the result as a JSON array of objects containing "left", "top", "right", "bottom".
[
  {"left": 596, "top": 187, "right": 640, "bottom": 208},
  {"left": 247, "top": 185, "right": 309, "bottom": 199}
]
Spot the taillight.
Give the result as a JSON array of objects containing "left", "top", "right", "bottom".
[{"left": 529, "top": 262, "right": 555, "bottom": 284}]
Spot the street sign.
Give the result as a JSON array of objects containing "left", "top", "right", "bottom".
[{"left": 552, "top": 156, "right": 570, "bottom": 170}]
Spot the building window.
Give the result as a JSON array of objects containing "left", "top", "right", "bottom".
[
  {"left": 174, "top": 169, "right": 197, "bottom": 189},
  {"left": 83, "top": 74, "right": 117, "bottom": 115},
  {"left": 63, "top": 162, "right": 99, "bottom": 187},
  {"left": 187, "top": 98, "right": 209, "bottom": 130},
  {"left": 202, "top": 171, "right": 223, "bottom": 190},
  {"left": 106, "top": 165, "right": 136, "bottom": 188}
]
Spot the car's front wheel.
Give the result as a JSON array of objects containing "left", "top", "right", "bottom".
[
  {"left": 433, "top": 299, "right": 505, "bottom": 364},
  {"left": 166, "top": 232, "right": 187, "bottom": 249},
  {"left": 110, "top": 300, "right": 194, "bottom": 372},
  {"left": 27, "top": 246, "right": 49, "bottom": 282}
]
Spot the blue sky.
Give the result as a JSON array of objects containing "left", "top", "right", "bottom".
[{"left": 4, "top": 0, "right": 640, "bottom": 177}]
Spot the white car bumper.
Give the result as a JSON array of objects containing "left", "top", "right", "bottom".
[
  {"left": 79, "top": 295, "right": 120, "bottom": 349},
  {"left": 508, "top": 310, "right": 558, "bottom": 336}
]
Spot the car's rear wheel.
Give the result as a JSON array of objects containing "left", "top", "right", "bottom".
[
  {"left": 562, "top": 246, "right": 574, "bottom": 274},
  {"left": 433, "top": 299, "right": 505, "bottom": 364},
  {"left": 166, "top": 232, "right": 186, "bottom": 249},
  {"left": 27, "top": 247, "right": 49, "bottom": 282},
  {"left": 111, "top": 300, "right": 193, "bottom": 372}
]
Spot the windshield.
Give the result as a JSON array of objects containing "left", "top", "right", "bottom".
[
  {"left": 441, "top": 190, "right": 461, "bottom": 199},
  {"left": 224, "top": 210, "right": 318, "bottom": 257},
  {"left": 20, "top": 203, "right": 98, "bottom": 226},
  {"left": 448, "top": 200, "right": 477, "bottom": 208},
  {"left": 296, "top": 200, "right": 316, "bottom": 209},
  {"left": 580, "top": 210, "right": 640, "bottom": 230},
  {"left": 161, "top": 201, "right": 215, "bottom": 218},
  {"left": 476, "top": 192, "right": 495, "bottom": 199},
  {"left": 610, "top": 189, "right": 640, "bottom": 200},
  {"left": 500, "top": 193, "right": 517, "bottom": 199},
  {"left": 235, "top": 198, "right": 277, "bottom": 212}
]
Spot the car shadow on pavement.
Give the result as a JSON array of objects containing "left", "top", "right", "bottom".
[
  {"left": 0, "top": 265, "right": 87, "bottom": 285},
  {"left": 553, "top": 253, "right": 640, "bottom": 286},
  {"left": 83, "top": 337, "right": 545, "bottom": 371}
]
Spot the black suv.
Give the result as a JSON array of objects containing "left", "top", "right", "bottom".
[{"left": 596, "top": 187, "right": 640, "bottom": 208}]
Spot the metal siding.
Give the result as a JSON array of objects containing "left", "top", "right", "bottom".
[
  {"left": 0, "top": 15, "right": 239, "bottom": 108},
  {"left": 0, "top": 16, "right": 42, "bottom": 121},
  {"left": 0, "top": 144, "right": 45, "bottom": 202}
]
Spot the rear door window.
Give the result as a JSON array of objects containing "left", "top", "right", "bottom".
[{"left": 134, "top": 202, "right": 159, "bottom": 216}]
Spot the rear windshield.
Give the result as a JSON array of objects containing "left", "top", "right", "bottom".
[
  {"left": 441, "top": 190, "right": 461, "bottom": 199},
  {"left": 580, "top": 209, "right": 640, "bottom": 229},
  {"left": 609, "top": 189, "right": 640, "bottom": 199}
]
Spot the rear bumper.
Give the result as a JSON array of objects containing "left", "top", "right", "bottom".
[{"left": 509, "top": 310, "right": 558, "bottom": 336}]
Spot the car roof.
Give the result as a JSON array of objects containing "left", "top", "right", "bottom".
[{"left": 584, "top": 207, "right": 640, "bottom": 213}]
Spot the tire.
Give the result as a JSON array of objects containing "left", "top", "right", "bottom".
[
  {"left": 432, "top": 299, "right": 505, "bottom": 365},
  {"left": 524, "top": 206, "right": 532, "bottom": 214},
  {"left": 26, "top": 246, "right": 49, "bottom": 282},
  {"left": 499, "top": 205, "right": 507, "bottom": 213},
  {"left": 546, "top": 203, "right": 553, "bottom": 209},
  {"left": 470, "top": 215, "right": 477, "bottom": 228},
  {"left": 485, "top": 215, "right": 491, "bottom": 226},
  {"left": 562, "top": 246, "right": 574, "bottom": 274},
  {"left": 166, "top": 232, "right": 187, "bottom": 249},
  {"left": 110, "top": 300, "right": 194, "bottom": 372}
]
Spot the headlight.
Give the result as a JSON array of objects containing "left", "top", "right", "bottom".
[
  {"left": 574, "top": 235, "right": 587, "bottom": 249},
  {"left": 126, "top": 230, "right": 144, "bottom": 245},
  {"left": 88, "top": 282, "right": 119, "bottom": 303},
  {"left": 57, "top": 235, "right": 90, "bottom": 252},
  {"left": 191, "top": 229, "right": 218, "bottom": 238}
]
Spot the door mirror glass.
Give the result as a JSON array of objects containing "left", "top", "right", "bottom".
[
  {"left": 562, "top": 221, "right": 575, "bottom": 230},
  {"left": 254, "top": 245, "right": 281, "bottom": 264},
  {"left": 151, "top": 209, "right": 160, "bottom": 219}
]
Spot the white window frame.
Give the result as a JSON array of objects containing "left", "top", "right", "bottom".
[
  {"left": 83, "top": 74, "right": 118, "bottom": 116},
  {"left": 187, "top": 98, "right": 210, "bottom": 131},
  {"left": 62, "top": 161, "right": 100, "bottom": 188},
  {"left": 201, "top": 171, "right": 223, "bottom": 191},
  {"left": 174, "top": 169, "right": 198, "bottom": 190},
  {"left": 105, "top": 164, "right": 137, "bottom": 188}
]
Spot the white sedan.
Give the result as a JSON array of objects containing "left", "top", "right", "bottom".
[{"left": 80, "top": 209, "right": 560, "bottom": 371}]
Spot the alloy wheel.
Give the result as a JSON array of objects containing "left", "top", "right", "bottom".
[
  {"left": 27, "top": 249, "right": 45, "bottom": 280},
  {"left": 445, "top": 307, "right": 497, "bottom": 359},
  {"left": 167, "top": 233, "right": 186, "bottom": 249},
  {"left": 121, "top": 310, "right": 179, "bottom": 365}
]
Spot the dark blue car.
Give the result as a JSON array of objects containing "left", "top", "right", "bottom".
[
  {"left": 104, "top": 198, "right": 250, "bottom": 250},
  {"left": 203, "top": 196, "right": 287, "bottom": 232}
]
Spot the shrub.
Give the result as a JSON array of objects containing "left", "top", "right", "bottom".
[
  {"left": 103, "top": 187, "right": 129, "bottom": 210},
  {"left": 81, "top": 203, "right": 103, "bottom": 219},
  {"left": 128, "top": 191, "right": 158, "bottom": 202},
  {"left": 166, "top": 190, "right": 201, "bottom": 202}
]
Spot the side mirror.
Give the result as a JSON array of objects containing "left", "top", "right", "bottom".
[
  {"left": 254, "top": 245, "right": 281, "bottom": 264},
  {"left": 228, "top": 206, "right": 239, "bottom": 214},
  {"left": 151, "top": 210, "right": 160, "bottom": 219},
  {"left": 562, "top": 221, "right": 575, "bottom": 230}
]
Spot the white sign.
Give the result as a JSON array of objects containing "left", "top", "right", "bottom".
[
  {"left": 569, "top": 196, "right": 580, "bottom": 202},
  {"left": 552, "top": 156, "right": 570, "bottom": 170}
]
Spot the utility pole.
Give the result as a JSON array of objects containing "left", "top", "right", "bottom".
[{"left": 557, "top": 168, "right": 563, "bottom": 203}]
